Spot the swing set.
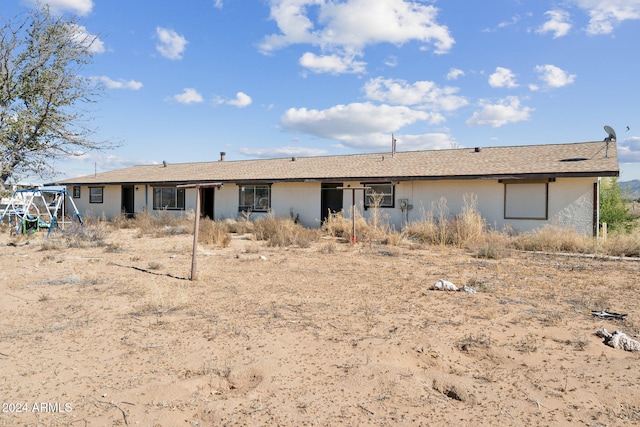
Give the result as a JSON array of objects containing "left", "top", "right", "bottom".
[{"left": 0, "top": 187, "right": 83, "bottom": 237}]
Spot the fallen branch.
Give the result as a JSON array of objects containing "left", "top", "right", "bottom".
[
  {"left": 96, "top": 400, "right": 129, "bottom": 426},
  {"left": 111, "top": 263, "right": 188, "bottom": 280}
]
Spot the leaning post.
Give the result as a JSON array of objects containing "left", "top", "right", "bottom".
[
  {"left": 177, "top": 182, "right": 223, "bottom": 281},
  {"left": 191, "top": 185, "right": 201, "bottom": 280}
]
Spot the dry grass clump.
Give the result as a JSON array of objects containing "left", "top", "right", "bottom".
[
  {"left": 512, "top": 225, "right": 595, "bottom": 253},
  {"left": 600, "top": 229, "right": 640, "bottom": 257},
  {"left": 40, "top": 222, "right": 108, "bottom": 250},
  {"left": 117, "top": 210, "right": 192, "bottom": 237},
  {"left": 253, "top": 214, "right": 321, "bottom": 247},
  {"left": 198, "top": 218, "right": 232, "bottom": 247},
  {"left": 322, "top": 210, "right": 367, "bottom": 241},
  {"left": 323, "top": 198, "right": 402, "bottom": 245},
  {"left": 221, "top": 216, "right": 254, "bottom": 234},
  {"left": 404, "top": 194, "right": 485, "bottom": 248},
  {"left": 474, "top": 230, "right": 512, "bottom": 259}
]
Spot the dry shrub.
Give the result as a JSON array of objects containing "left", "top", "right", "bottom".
[
  {"left": 198, "top": 218, "right": 231, "bottom": 247},
  {"left": 126, "top": 210, "right": 192, "bottom": 237},
  {"left": 41, "top": 221, "right": 108, "bottom": 250},
  {"left": 513, "top": 225, "right": 594, "bottom": 253},
  {"left": 222, "top": 215, "right": 254, "bottom": 234},
  {"left": 318, "top": 240, "right": 337, "bottom": 253},
  {"left": 601, "top": 229, "right": 640, "bottom": 257},
  {"left": 322, "top": 210, "right": 351, "bottom": 238},
  {"left": 451, "top": 194, "right": 485, "bottom": 248},
  {"left": 403, "top": 197, "right": 452, "bottom": 245},
  {"left": 322, "top": 209, "right": 369, "bottom": 242},
  {"left": 254, "top": 214, "right": 320, "bottom": 247},
  {"left": 403, "top": 211, "right": 439, "bottom": 245},
  {"left": 474, "top": 230, "right": 511, "bottom": 259},
  {"left": 382, "top": 230, "right": 404, "bottom": 246}
]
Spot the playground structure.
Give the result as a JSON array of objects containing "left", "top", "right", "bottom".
[{"left": 0, "top": 187, "right": 83, "bottom": 237}]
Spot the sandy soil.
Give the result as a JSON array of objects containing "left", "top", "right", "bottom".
[{"left": 1, "top": 228, "right": 640, "bottom": 426}]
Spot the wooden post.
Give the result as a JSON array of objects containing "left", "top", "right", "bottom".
[
  {"left": 191, "top": 185, "right": 201, "bottom": 281},
  {"left": 177, "top": 182, "right": 222, "bottom": 281}
]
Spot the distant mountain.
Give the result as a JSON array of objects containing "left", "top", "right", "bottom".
[{"left": 620, "top": 180, "right": 640, "bottom": 200}]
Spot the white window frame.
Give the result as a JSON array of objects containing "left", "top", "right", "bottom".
[
  {"left": 364, "top": 182, "right": 394, "bottom": 208},
  {"left": 239, "top": 184, "right": 271, "bottom": 212},
  {"left": 153, "top": 187, "right": 185, "bottom": 210},
  {"left": 89, "top": 187, "right": 103, "bottom": 204}
]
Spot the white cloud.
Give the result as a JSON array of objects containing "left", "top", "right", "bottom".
[
  {"left": 618, "top": 137, "right": 640, "bottom": 162},
  {"left": 482, "top": 14, "right": 521, "bottom": 32},
  {"left": 25, "top": 0, "right": 93, "bottom": 16},
  {"left": 537, "top": 10, "right": 572, "bottom": 38},
  {"left": 384, "top": 55, "right": 398, "bottom": 67},
  {"left": 281, "top": 102, "right": 435, "bottom": 140},
  {"left": 155, "top": 27, "right": 188, "bottom": 60},
  {"left": 57, "top": 152, "right": 156, "bottom": 178},
  {"left": 227, "top": 92, "right": 252, "bottom": 108},
  {"left": 466, "top": 96, "right": 533, "bottom": 127},
  {"left": 238, "top": 146, "right": 327, "bottom": 158},
  {"left": 69, "top": 24, "right": 104, "bottom": 54},
  {"left": 299, "top": 52, "right": 366, "bottom": 74},
  {"left": 446, "top": 68, "right": 464, "bottom": 80},
  {"left": 213, "top": 0, "right": 223, "bottom": 9},
  {"left": 363, "top": 77, "right": 468, "bottom": 112},
  {"left": 260, "top": 0, "right": 454, "bottom": 74},
  {"left": 572, "top": 0, "right": 640, "bottom": 35},
  {"left": 328, "top": 132, "right": 455, "bottom": 151},
  {"left": 488, "top": 67, "right": 518, "bottom": 88},
  {"left": 535, "top": 64, "right": 576, "bottom": 88},
  {"left": 90, "top": 76, "right": 142, "bottom": 90},
  {"left": 173, "top": 88, "right": 203, "bottom": 104}
]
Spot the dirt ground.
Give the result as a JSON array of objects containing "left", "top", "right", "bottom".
[{"left": 1, "top": 228, "right": 640, "bottom": 426}]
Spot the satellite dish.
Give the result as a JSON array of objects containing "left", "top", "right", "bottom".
[{"left": 604, "top": 125, "right": 616, "bottom": 141}]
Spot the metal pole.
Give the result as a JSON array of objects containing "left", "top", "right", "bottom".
[
  {"left": 351, "top": 188, "right": 356, "bottom": 243},
  {"left": 337, "top": 186, "right": 370, "bottom": 244}
]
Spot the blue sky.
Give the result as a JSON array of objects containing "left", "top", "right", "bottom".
[{"left": 5, "top": 0, "right": 640, "bottom": 181}]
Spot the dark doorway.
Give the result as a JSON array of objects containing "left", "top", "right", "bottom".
[
  {"left": 202, "top": 187, "right": 215, "bottom": 219},
  {"left": 321, "top": 183, "right": 343, "bottom": 223},
  {"left": 121, "top": 185, "right": 135, "bottom": 218}
]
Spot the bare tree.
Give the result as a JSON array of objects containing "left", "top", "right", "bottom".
[{"left": 0, "top": 6, "right": 112, "bottom": 187}]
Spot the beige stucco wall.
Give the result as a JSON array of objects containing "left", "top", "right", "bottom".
[
  {"left": 339, "top": 178, "right": 597, "bottom": 235},
  {"left": 69, "top": 177, "right": 598, "bottom": 235},
  {"left": 69, "top": 185, "right": 121, "bottom": 219}
]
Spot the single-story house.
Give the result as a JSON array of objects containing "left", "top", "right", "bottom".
[{"left": 50, "top": 141, "right": 619, "bottom": 235}]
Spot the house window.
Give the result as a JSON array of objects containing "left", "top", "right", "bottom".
[
  {"left": 89, "top": 187, "right": 103, "bottom": 204},
  {"left": 364, "top": 183, "right": 394, "bottom": 208},
  {"left": 72, "top": 186, "right": 81, "bottom": 198},
  {"left": 153, "top": 187, "right": 185, "bottom": 210},
  {"left": 504, "top": 182, "right": 548, "bottom": 220},
  {"left": 239, "top": 185, "right": 271, "bottom": 212}
]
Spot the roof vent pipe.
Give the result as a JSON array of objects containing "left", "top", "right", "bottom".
[{"left": 220, "top": 152, "right": 226, "bottom": 161}]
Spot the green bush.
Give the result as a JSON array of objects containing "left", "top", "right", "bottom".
[{"left": 600, "top": 178, "right": 637, "bottom": 233}]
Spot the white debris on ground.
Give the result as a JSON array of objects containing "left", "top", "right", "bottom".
[
  {"left": 596, "top": 329, "right": 640, "bottom": 352},
  {"left": 432, "top": 279, "right": 476, "bottom": 293}
]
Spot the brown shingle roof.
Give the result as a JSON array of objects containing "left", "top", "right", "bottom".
[{"left": 52, "top": 141, "right": 619, "bottom": 186}]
